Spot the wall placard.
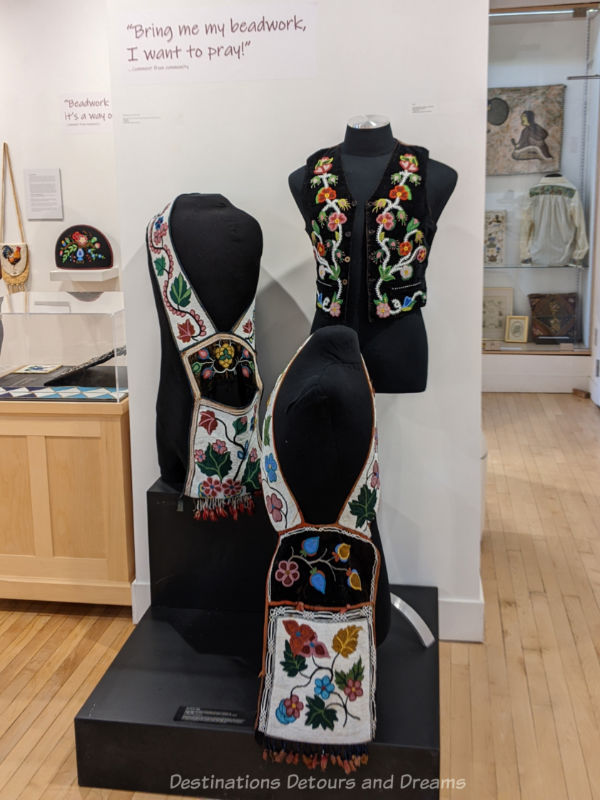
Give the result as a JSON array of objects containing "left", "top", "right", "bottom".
[
  {"left": 116, "top": 1, "right": 317, "bottom": 83},
  {"left": 62, "top": 93, "right": 113, "bottom": 133},
  {"left": 24, "top": 169, "right": 63, "bottom": 220}
]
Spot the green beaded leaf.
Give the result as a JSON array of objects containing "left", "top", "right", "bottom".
[
  {"left": 305, "top": 696, "right": 337, "bottom": 731},
  {"left": 233, "top": 417, "right": 248, "bottom": 436},
  {"left": 280, "top": 640, "right": 307, "bottom": 678},
  {"left": 241, "top": 457, "right": 261, "bottom": 493},
  {"left": 348, "top": 484, "right": 377, "bottom": 529},
  {"left": 198, "top": 443, "right": 232, "bottom": 480},
  {"left": 169, "top": 273, "right": 192, "bottom": 308},
  {"left": 334, "top": 669, "right": 348, "bottom": 692},
  {"left": 263, "top": 415, "right": 271, "bottom": 447},
  {"left": 348, "top": 656, "right": 365, "bottom": 682}
]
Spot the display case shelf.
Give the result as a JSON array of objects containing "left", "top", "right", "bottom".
[
  {"left": 50, "top": 267, "right": 119, "bottom": 282},
  {"left": 484, "top": 264, "right": 589, "bottom": 271},
  {"left": 483, "top": 341, "right": 590, "bottom": 355}
]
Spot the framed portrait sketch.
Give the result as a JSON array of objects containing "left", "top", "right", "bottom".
[
  {"left": 483, "top": 287, "right": 513, "bottom": 341},
  {"left": 484, "top": 210, "right": 506, "bottom": 265},
  {"left": 505, "top": 315, "right": 528, "bottom": 343},
  {"left": 487, "top": 84, "right": 565, "bottom": 175}
]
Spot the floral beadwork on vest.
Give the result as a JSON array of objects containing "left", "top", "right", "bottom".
[
  {"left": 147, "top": 202, "right": 262, "bottom": 520},
  {"left": 303, "top": 142, "right": 432, "bottom": 322},
  {"left": 256, "top": 337, "right": 381, "bottom": 773}
]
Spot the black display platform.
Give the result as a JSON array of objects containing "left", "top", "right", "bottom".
[
  {"left": 75, "top": 585, "right": 439, "bottom": 799},
  {"left": 147, "top": 478, "right": 277, "bottom": 612}
]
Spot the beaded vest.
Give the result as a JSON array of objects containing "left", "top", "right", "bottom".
[{"left": 300, "top": 142, "right": 433, "bottom": 322}]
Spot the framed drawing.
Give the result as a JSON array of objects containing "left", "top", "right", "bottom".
[
  {"left": 487, "top": 84, "right": 565, "bottom": 175},
  {"left": 505, "top": 315, "right": 528, "bottom": 343},
  {"left": 483, "top": 287, "right": 513, "bottom": 341},
  {"left": 484, "top": 210, "right": 506, "bottom": 265}
]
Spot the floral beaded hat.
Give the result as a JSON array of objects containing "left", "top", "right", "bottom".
[{"left": 55, "top": 225, "right": 113, "bottom": 269}]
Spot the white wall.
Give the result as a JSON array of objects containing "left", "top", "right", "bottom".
[
  {"left": 0, "top": 0, "right": 120, "bottom": 300},
  {"left": 107, "top": 0, "right": 488, "bottom": 640}
]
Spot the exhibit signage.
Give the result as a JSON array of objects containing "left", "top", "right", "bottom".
[{"left": 116, "top": 1, "right": 317, "bottom": 83}]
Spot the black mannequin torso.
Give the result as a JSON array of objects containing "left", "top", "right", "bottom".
[
  {"left": 289, "top": 123, "right": 458, "bottom": 393},
  {"left": 273, "top": 326, "right": 391, "bottom": 644},
  {"left": 147, "top": 193, "right": 262, "bottom": 489}
]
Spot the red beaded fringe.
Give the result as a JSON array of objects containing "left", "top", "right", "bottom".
[
  {"left": 258, "top": 734, "right": 369, "bottom": 774},
  {"left": 193, "top": 492, "right": 256, "bottom": 522}
]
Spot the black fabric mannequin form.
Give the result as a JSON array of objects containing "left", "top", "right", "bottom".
[
  {"left": 147, "top": 193, "right": 262, "bottom": 490},
  {"left": 289, "top": 123, "right": 458, "bottom": 393},
  {"left": 273, "top": 326, "right": 391, "bottom": 644}
]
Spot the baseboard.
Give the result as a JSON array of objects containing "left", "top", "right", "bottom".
[
  {"left": 131, "top": 579, "right": 151, "bottom": 623},
  {"left": 438, "top": 582, "right": 484, "bottom": 642},
  {"left": 482, "top": 353, "right": 592, "bottom": 393}
]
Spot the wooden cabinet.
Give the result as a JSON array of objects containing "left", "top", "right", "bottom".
[{"left": 0, "top": 399, "right": 134, "bottom": 604}]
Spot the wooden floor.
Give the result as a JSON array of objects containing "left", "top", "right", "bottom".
[
  {"left": 0, "top": 393, "right": 599, "bottom": 799},
  {"left": 442, "top": 393, "right": 600, "bottom": 800}
]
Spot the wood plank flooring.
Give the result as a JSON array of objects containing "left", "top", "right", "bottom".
[
  {"left": 0, "top": 392, "right": 599, "bottom": 799},
  {"left": 442, "top": 393, "right": 600, "bottom": 800}
]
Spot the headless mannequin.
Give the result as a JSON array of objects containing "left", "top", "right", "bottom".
[
  {"left": 289, "top": 122, "right": 458, "bottom": 393},
  {"left": 147, "top": 193, "right": 262, "bottom": 489},
  {"left": 272, "top": 326, "right": 391, "bottom": 644}
]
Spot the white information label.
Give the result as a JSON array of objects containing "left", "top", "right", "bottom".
[
  {"left": 116, "top": 2, "right": 317, "bottom": 84},
  {"left": 62, "top": 93, "right": 113, "bottom": 133},
  {"left": 411, "top": 103, "right": 436, "bottom": 115},
  {"left": 24, "top": 169, "right": 63, "bottom": 220}
]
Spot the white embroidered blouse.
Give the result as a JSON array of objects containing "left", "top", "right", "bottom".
[{"left": 520, "top": 176, "right": 588, "bottom": 267}]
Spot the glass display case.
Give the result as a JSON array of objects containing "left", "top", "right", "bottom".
[
  {"left": 484, "top": 9, "right": 598, "bottom": 357},
  {"left": 0, "top": 291, "right": 127, "bottom": 401}
]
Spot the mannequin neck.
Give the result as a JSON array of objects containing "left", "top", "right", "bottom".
[{"left": 342, "top": 123, "right": 395, "bottom": 156}]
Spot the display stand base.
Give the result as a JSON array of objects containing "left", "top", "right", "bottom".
[{"left": 75, "top": 585, "right": 440, "bottom": 799}]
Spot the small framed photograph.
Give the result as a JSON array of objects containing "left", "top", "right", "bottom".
[
  {"left": 483, "top": 287, "right": 513, "bottom": 340},
  {"left": 505, "top": 315, "right": 528, "bottom": 343}
]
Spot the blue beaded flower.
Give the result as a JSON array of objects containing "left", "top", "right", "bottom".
[{"left": 314, "top": 675, "right": 334, "bottom": 700}]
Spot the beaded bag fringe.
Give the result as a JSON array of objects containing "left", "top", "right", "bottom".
[
  {"left": 257, "top": 732, "right": 369, "bottom": 775},
  {"left": 193, "top": 492, "right": 256, "bottom": 521}
]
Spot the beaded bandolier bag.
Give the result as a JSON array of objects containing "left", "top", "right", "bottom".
[
  {"left": 256, "top": 337, "right": 381, "bottom": 772},
  {"left": 147, "top": 202, "right": 262, "bottom": 520},
  {"left": 0, "top": 143, "right": 29, "bottom": 297}
]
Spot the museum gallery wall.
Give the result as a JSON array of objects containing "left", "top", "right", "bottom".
[
  {"left": 1, "top": 0, "right": 489, "bottom": 641},
  {"left": 108, "top": 0, "right": 487, "bottom": 641}
]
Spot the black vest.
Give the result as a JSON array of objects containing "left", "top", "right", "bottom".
[{"left": 300, "top": 142, "right": 434, "bottom": 323}]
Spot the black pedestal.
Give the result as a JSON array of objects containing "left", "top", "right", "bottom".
[
  {"left": 75, "top": 585, "right": 439, "bottom": 799},
  {"left": 75, "top": 479, "right": 441, "bottom": 798},
  {"left": 147, "top": 478, "right": 278, "bottom": 612}
]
